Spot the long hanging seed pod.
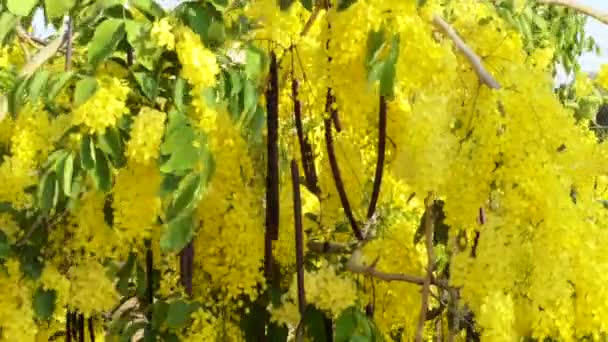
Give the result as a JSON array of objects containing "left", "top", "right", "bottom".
[
  {"left": 324, "top": 113, "right": 364, "bottom": 240},
  {"left": 88, "top": 317, "right": 95, "bottom": 342},
  {"left": 292, "top": 77, "right": 320, "bottom": 195},
  {"left": 324, "top": 1, "right": 342, "bottom": 133},
  {"left": 264, "top": 50, "right": 280, "bottom": 286},
  {"left": 179, "top": 241, "right": 194, "bottom": 296},
  {"left": 146, "top": 246, "right": 154, "bottom": 318},
  {"left": 367, "top": 95, "right": 387, "bottom": 219},
  {"left": 66, "top": 311, "right": 72, "bottom": 342},
  {"left": 290, "top": 160, "right": 306, "bottom": 314},
  {"left": 70, "top": 311, "right": 78, "bottom": 340},
  {"left": 78, "top": 313, "right": 85, "bottom": 342},
  {"left": 266, "top": 50, "right": 280, "bottom": 241}
]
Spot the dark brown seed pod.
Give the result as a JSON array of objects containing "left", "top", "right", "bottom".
[
  {"left": 88, "top": 317, "right": 95, "bottom": 342},
  {"left": 367, "top": 95, "right": 387, "bottom": 219},
  {"left": 265, "top": 50, "right": 280, "bottom": 241},
  {"left": 292, "top": 78, "right": 320, "bottom": 195},
  {"left": 291, "top": 160, "right": 306, "bottom": 315},
  {"left": 324, "top": 117, "right": 363, "bottom": 240}
]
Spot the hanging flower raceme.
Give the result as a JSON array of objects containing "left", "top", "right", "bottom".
[{"left": 126, "top": 107, "right": 166, "bottom": 165}]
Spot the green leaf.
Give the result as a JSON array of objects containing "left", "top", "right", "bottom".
[
  {"left": 165, "top": 299, "right": 200, "bottom": 329},
  {"left": 20, "top": 245, "right": 43, "bottom": 279},
  {"left": 18, "top": 29, "right": 66, "bottom": 78},
  {"left": 300, "top": 0, "right": 314, "bottom": 11},
  {"left": 131, "top": 0, "right": 165, "bottom": 19},
  {"left": 160, "top": 213, "right": 195, "bottom": 253},
  {"left": 279, "top": 0, "right": 294, "bottom": 11},
  {"left": 133, "top": 71, "right": 159, "bottom": 102},
  {"left": 151, "top": 300, "right": 169, "bottom": 330},
  {"left": 97, "top": 126, "right": 125, "bottom": 167},
  {"left": 33, "top": 287, "right": 56, "bottom": 320},
  {"left": 88, "top": 18, "right": 126, "bottom": 69},
  {"left": 175, "top": 2, "right": 222, "bottom": 46},
  {"left": 167, "top": 173, "right": 202, "bottom": 220},
  {"left": 335, "top": 309, "right": 358, "bottom": 342},
  {"left": 303, "top": 305, "right": 330, "bottom": 342},
  {"left": 173, "top": 77, "right": 188, "bottom": 113},
  {"left": 0, "top": 230, "right": 10, "bottom": 259},
  {"left": 159, "top": 174, "right": 182, "bottom": 198},
  {"left": 92, "top": 148, "right": 112, "bottom": 192},
  {"left": 74, "top": 77, "right": 98, "bottom": 107},
  {"left": 121, "top": 321, "right": 147, "bottom": 342},
  {"left": 80, "top": 135, "right": 96, "bottom": 170},
  {"left": 45, "top": 0, "right": 77, "bottom": 19},
  {"left": 243, "top": 80, "right": 257, "bottom": 116},
  {"left": 0, "top": 12, "right": 18, "bottom": 44},
  {"left": 7, "top": 0, "right": 37, "bottom": 16},
  {"left": 269, "top": 322, "right": 289, "bottom": 342},
  {"left": 28, "top": 70, "right": 50, "bottom": 102},
  {"left": 116, "top": 252, "right": 135, "bottom": 296},
  {"left": 337, "top": 0, "right": 357, "bottom": 11},
  {"left": 63, "top": 152, "right": 75, "bottom": 197},
  {"left": 160, "top": 112, "right": 205, "bottom": 173},
  {"left": 209, "top": 0, "right": 229, "bottom": 11},
  {"left": 245, "top": 46, "right": 264, "bottom": 80},
  {"left": 228, "top": 69, "right": 243, "bottom": 97},
  {"left": 39, "top": 171, "right": 57, "bottom": 212},
  {"left": 46, "top": 71, "right": 74, "bottom": 101}
]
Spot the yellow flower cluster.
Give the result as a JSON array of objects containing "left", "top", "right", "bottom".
[
  {"left": 175, "top": 26, "right": 220, "bottom": 89},
  {"left": 113, "top": 162, "right": 162, "bottom": 247},
  {"left": 71, "top": 76, "right": 130, "bottom": 134},
  {"left": 151, "top": 17, "right": 176, "bottom": 50},
  {"left": 67, "top": 259, "right": 119, "bottom": 316},
  {"left": 574, "top": 71, "right": 594, "bottom": 97},
  {"left": 597, "top": 63, "right": 608, "bottom": 90},
  {"left": 0, "top": 260, "right": 38, "bottom": 341},
  {"left": 126, "top": 107, "right": 166, "bottom": 165}
]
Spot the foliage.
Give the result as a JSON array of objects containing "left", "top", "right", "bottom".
[{"left": 0, "top": 0, "right": 608, "bottom": 341}]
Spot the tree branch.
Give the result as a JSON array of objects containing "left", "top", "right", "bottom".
[
  {"left": 344, "top": 249, "right": 441, "bottom": 286},
  {"left": 432, "top": 15, "right": 501, "bottom": 90},
  {"left": 537, "top": 0, "right": 608, "bottom": 25}
]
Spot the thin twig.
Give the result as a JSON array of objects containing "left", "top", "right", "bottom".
[
  {"left": 65, "top": 17, "right": 73, "bottom": 71},
  {"left": 324, "top": 117, "right": 364, "bottom": 240},
  {"left": 291, "top": 160, "right": 307, "bottom": 315},
  {"left": 367, "top": 95, "right": 387, "bottom": 219},
  {"left": 432, "top": 15, "right": 501, "bottom": 89},
  {"left": 345, "top": 249, "right": 428, "bottom": 286},
  {"left": 416, "top": 192, "right": 437, "bottom": 342},
  {"left": 537, "top": 0, "right": 608, "bottom": 25}
]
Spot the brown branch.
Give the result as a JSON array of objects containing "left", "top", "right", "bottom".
[
  {"left": 327, "top": 89, "right": 343, "bottom": 132},
  {"left": 416, "top": 192, "right": 437, "bottom": 342},
  {"left": 345, "top": 249, "right": 428, "bottom": 285},
  {"left": 291, "top": 160, "right": 307, "bottom": 315},
  {"left": 324, "top": 116, "right": 364, "bottom": 240},
  {"left": 432, "top": 15, "right": 501, "bottom": 90},
  {"left": 367, "top": 95, "right": 387, "bottom": 219},
  {"left": 537, "top": 0, "right": 608, "bottom": 25}
]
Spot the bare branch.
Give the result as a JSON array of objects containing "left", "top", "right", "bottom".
[
  {"left": 345, "top": 249, "right": 427, "bottom": 285},
  {"left": 432, "top": 15, "right": 501, "bottom": 90},
  {"left": 537, "top": 0, "right": 608, "bottom": 25}
]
